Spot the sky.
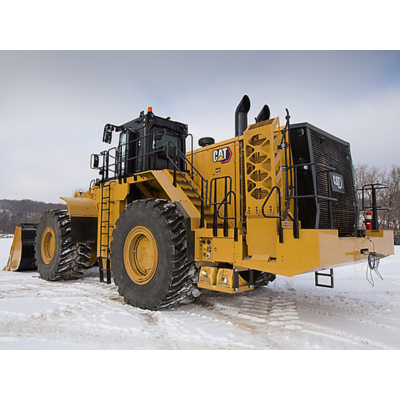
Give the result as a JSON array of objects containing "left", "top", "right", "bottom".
[{"left": 1, "top": 50, "right": 399, "bottom": 203}]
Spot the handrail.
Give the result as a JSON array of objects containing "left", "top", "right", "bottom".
[
  {"left": 186, "top": 133, "right": 194, "bottom": 179},
  {"left": 209, "top": 176, "right": 234, "bottom": 239},
  {"left": 166, "top": 140, "right": 208, "bottom": 203},
  {"left": 359, "top": 183, "right": 390, "bottom": 230},
  {"left": 98, "top": 129, "right": 207, "bottom": 193},
  {"left": 288, "top": 161, "right": 335, "bottom": 173},
  {"left": 261, "top": 186, "right": 283, "bottom": 243},
  {"left": 209, "top": 176, "right": 232, "bottom": 206},
  {"left": 286, "top": 161, "right": 338, "bottom": 237},
  {"left": 165, "top": 141, "right": 208, "bottom": 229},
  {"left": 281, "top": 108, "right": 293, "bottom": 223},
  {"left": 100, "top": 147, "right": 117, "bottom": 181},
  {"left": 96, "top": 128, "right": 209, "bottom": 227},
  {"left": 215, "top": 190, "right": 238, "bottom": 241}
]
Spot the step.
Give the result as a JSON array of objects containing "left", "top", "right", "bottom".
[
  {"left": 202, "top": 209, "right": 214, "bottom": 216},
  {"left": 189, "top": 197, "right": 203, "bottom": 206},
  {"left": 175, "top": 174, "right": 199, "bottom": 188},
  {"left": 182, "top": 187, "right": 198, "bottom": 196},
  {"left": 178, "top": 181, "right": 194, "bottom": 190}
]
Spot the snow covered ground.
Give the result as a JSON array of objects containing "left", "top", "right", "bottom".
[{"left": 1, "top": 237, "right": 400, "bottom": 350}]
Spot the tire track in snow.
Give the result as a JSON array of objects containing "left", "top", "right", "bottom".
[
  {"left": 237, "top": 296, "right": 302, "bottom": 330},
  {"left": 192, "top": 290, "right": 394, "bottom": 349},
  {"left": 159, "top": 308, "right": 259, "bottom": 349}
]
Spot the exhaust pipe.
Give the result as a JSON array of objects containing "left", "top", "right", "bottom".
[
  {"left": 235, "top": 95, "right": 251, "bottom": 137},
  {"left": 256, "top": 104, "right": 270, "bottom": 123}
]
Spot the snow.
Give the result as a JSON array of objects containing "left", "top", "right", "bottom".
[
  {"left": 1, "top": 237, "right": 399, "bottom": 399},
  {"left": 1, "top": 237, "right": 400, "bottom": 350}
]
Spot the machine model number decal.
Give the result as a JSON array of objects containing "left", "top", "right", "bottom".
[
  {"left": 213, "top": 147, "right": 232, "bottom": 164},
  {"left": 329, "top": 172, "right": 345, "bottom": 193}
]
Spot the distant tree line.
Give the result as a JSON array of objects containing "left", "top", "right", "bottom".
[{"left": 0, "top": 199, "right": 66, "bottom": 234}]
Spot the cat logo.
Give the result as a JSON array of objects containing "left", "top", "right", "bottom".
[
  {"left": 329, "top": 172, "right": 345, "bottom": 193},
  {"left": 212, "top": 147, "right": 232, "bottom": 164}
]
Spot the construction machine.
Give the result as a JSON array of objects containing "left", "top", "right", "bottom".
[{"left": 4, "top": 96, "right": 394, "bottom": 310}]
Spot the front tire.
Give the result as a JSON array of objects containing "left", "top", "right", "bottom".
[
  {"left": 111, "top": 199, "right": 199, "bottom": 310},
  {"left": 35, "top": 210, "right": 92, "bottom": 280}
]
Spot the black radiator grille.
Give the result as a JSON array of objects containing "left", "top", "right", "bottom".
[
  {"left": 310, "top": 128, "right": 358, "bottom": 236},
  {"left": 290, "top": 123, "right": 358, "bottom": 237}
]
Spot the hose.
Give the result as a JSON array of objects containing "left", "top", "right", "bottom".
[{"left": 366, "top": 236, "right": 384, "bottom": 287}]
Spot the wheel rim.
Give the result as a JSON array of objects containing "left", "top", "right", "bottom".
[
  {"left": 124, "top": 226, "right": 158, "bottom": 285},
  {"left": 41, "top": 227, "right": 56, "bottom": 264}
]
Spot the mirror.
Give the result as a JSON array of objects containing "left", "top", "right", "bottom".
[
  {"left": 91, "top": 154, "right": 100, "bottom": 169},
  {"left": 103, "top": 127, "right": 112, "bottom": 144}
]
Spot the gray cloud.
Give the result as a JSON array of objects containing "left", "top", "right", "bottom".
[{"left": 1, "top": 50, "right": 399, "bottom": 202}]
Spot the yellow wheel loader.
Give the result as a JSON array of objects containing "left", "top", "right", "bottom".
[{"left": 4, "top": 95, "right": 394, "bottom": 310}]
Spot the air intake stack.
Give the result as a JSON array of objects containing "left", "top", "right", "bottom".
[{"left": 255, "top": 104, "right": 270, "bottom": 123}]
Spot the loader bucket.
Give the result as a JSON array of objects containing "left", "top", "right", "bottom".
[{"left": 3, "top": 224, "right": 38, "bottom": 271}]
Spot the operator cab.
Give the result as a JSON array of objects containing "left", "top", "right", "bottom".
[
  {"left": 119, "top": 108, "right": 188, "bottom": 178},
  {"left": 95, "top": 108, "right": 188, "bottom": 181}
]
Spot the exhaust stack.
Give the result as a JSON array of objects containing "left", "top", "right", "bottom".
[{"left": 235, "top": 95, "right": 251, "bottom": 137}]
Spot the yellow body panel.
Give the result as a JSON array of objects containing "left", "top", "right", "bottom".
[
  {"left": 196, "top": 229, "right": 244, "bottom": 264},
  {"left": 242, "top": 229, "right": 394, "bottom": 276},
  {"left": 60, "top": 196, "right": 98, "bottom": 217}
]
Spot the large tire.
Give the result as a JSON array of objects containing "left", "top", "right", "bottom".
[
  {"left": 35, "top": 210, "right": 92, "bottom": 280},
  {"left": 111, "top": 199, "right": 199, "bottom": 310}
]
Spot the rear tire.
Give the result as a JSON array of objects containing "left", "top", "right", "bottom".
[
  {"left": 111, "top": 199, "right": 199, "bottom": 310},
  {"left": 35, "top": 210, "right": 92, "bottom": 280}
]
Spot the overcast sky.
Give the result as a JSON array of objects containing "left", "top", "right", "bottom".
[{"left": 1, "top": 50, "right": 399, "bottom": 203}]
